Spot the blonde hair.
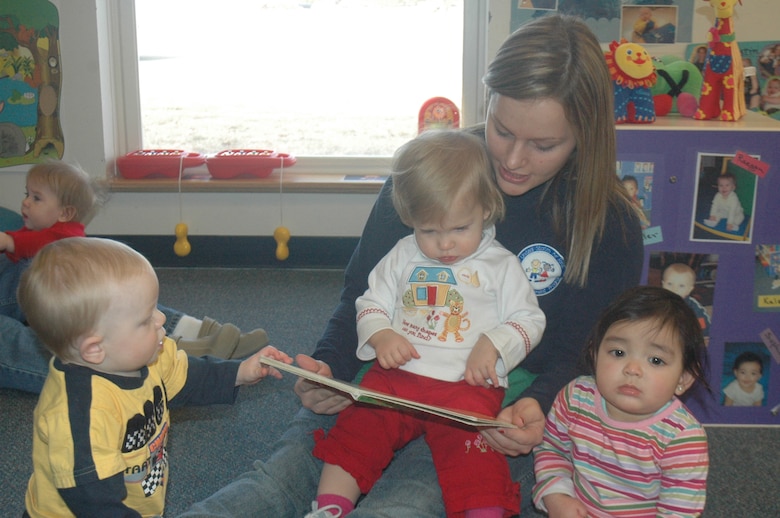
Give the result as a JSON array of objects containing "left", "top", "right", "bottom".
[
  {"left": 663, "top": 262, "right": 696, "bottom": 284},
  {"left": 17, "top": 237, "right": 154, "bottom": 359},
  {"left": 482, "top": 14, "right": 635, "bottom": 287},
  {"left": 26, "top": 160, "right": 108, "bottom": 225},
  {"left": 391, "top": 130, "right": 504, "bottom": 229}
]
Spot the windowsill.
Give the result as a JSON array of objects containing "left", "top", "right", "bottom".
[
  {"left": 109, "top": 173, "right": 386, "bottom": 194},
  {"left": 109, "top": 156, "right": 392, "bottom": 194}
]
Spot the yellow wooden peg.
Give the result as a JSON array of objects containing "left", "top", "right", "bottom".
[
  {"left": 174, "top": 222, "right": 191, "bottom": 257},
  {"left": 274, "top": 226, "right": 290, "bottom": 261}
]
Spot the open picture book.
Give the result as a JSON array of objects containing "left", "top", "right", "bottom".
[{"left": 259, "top": 357, "right": 516, "bottom": 429}]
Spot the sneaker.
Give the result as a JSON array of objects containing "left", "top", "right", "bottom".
[{"left": 303, "top": 502, "right": 343, "bottom": 518}]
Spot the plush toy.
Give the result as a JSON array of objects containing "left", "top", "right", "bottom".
[
  {"left": 605, "top": 39, "right": 657, "bottom": 123},
  {"left": 694, "top": 0, "right": 746, "bottom": 121},
  {"left": 651, "top": 56, "right": 703, "bottom": 117}
]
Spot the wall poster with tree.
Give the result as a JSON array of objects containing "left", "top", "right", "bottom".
[{"left": 0, "top": 0, "right": 63, "bottom": 168}]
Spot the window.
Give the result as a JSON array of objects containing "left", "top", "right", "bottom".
[{"left": 120, "top": 0, "right": 486, "bottom": 170}]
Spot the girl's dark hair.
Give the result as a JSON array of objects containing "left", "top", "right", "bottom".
[
  {"left": 733, "top": 351, "right": 763, "bottom": 374},
  {"left": 583, "top": 286, "right": 709, "bottom": 390}
]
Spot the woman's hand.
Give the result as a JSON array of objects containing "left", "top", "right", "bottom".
[
  {"left": 293, "top": 353, "right": 353, "bottom": 415},
  {"left": 480, "top": 397, "right": 546, "bottom": 456}
]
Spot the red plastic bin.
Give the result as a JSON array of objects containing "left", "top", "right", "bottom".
[
  {"left": 116, "top": 150, "right": 206, "bottom": 179},
  {"left": 206, "top": 149, "right": 297, "bottom": 179}
]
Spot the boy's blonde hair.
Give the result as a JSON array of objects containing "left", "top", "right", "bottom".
[
  {"left": 18, "top": 237, "right": 154, "bottom": 359},
  {"left": 391, "top": 129, "right": 505, "bottom": 228},
  {"left": 26, "top": 161, "right": 107, "bottom": 225}
]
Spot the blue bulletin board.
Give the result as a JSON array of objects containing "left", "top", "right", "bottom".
[{"left": 617, "top": 117, "right": 780, "bottom": 426}]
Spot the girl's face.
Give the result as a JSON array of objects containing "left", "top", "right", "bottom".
[
  {"left": 594, "top": 318, "right": 692, "bottom": 422},
  {"left": 21, "top": 180, "right": 69, "bottom": 231},
  {"left": 734, "top": 360, "right": 762, "bottom": 393},
  {"left": 717, "top": 177, "right": 736, "bottom": 198},
  {"left": 413, "top": 194, "right": 487, "bottom": 265},
  {"left": 89, "top": 272, "right": 167, "bottom": 376},
  {"left": 485, "top": 95, "right": 576, "bottom": 197}
]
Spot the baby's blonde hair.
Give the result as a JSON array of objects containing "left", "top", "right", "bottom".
[
  {"left": 17, "top": 237, "right": 154, "bottom": 359},
  {"left": 26, "top": 160, "right": 108, "bottom": 225},
  {"left": 663, "top": 262, "right": 695, "bottom": 284},
  {"left": 391, "top": 129, "right": 504, "bottom": 228}
]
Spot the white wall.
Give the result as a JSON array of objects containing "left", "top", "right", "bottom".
[{"left": 0, "top": 0, "right": 777, "bottom": 237}]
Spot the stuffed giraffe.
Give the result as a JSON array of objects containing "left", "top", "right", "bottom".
[{"left": 694, "top": 0, "right": 746, "bottom": 121}]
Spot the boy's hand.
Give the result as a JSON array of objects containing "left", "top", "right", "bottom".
[
  {"left": 0, "top": 231, "right": 13, "bottom": 253},
  {"left": 464, "top": 335, "right": 499, "bottom": 388},
  {"left": 369, "top": 328, "right": 419, "bottom": 369},
  {"left": 235, "top": 345, "right": 292, "bottom": 386}
]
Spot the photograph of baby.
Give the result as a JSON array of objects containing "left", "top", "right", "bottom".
[
  {"left": 617, "top": 161, "right": 653, "bottom": 230},
  {"left": 622, "top": 5, "right": 678, "bottom": 45},
  {"left": 691, "top": 153, "right": 757, "bottom": 243},
  {"left": 647, "top": 252, "right": 717, "bottom": 346},
  {"left": 754, "top": 244, "right": 780, "bottom": 312},
  {"left": 721, "top": 342, "right": 771, "bottom": 407},
  {"left": 518, "top": 0, "right": 557, "bottom": 10}
]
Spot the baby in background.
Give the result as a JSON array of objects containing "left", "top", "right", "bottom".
[
  {"left": 760, "top": 76, "right": 780, "bottom": 114},
  {"left": 621, "top": 175, "right": 650, "bottom": 229},
  {"left": 661, "top": 262, "right": 711, "bottom": 345},
  {"left": 703, "top": 172, "right": 744, "bottom": 232},
  {"left": 1, "top": 160, "right": 105, "bottom": 321},
  {"left": 723, "top": 351, "right": 764, "bottom": 406},
  {"left": 18, "top": 237, "right": 291, "bottom": 517},
  {"left": 633, "top": 7, "right": 656, "bottom": 43}
]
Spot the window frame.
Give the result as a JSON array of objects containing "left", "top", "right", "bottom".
[{"left": 108, "top": 0, "right": 489, "bottom": 180}]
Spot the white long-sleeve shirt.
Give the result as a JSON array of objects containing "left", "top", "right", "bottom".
[
  {"left": 355, "top": 226, "right": 545, "bottom": 387},
  {"left": 709, "top": 190, "right": 745, "bottom": 227}
]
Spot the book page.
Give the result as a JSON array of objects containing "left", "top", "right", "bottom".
[{"left": 260, "top": 357, "right": 516, "bottom": 429}]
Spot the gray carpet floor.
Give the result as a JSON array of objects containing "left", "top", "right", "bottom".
[{"left": 1, "top": 268, "right": 779, "bottom": 516}]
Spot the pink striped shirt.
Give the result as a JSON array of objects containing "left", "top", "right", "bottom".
[{"left": 533, "top": 376, "right": 708, "bottom": 517}]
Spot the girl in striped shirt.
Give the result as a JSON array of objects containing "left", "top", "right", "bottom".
[{"left": 533, "top": 286, "right": 709, "bottom": 517}]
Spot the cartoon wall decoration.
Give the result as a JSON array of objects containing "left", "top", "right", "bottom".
[{"left": 0, "top": 0, "right": 63, "bottom": 167}]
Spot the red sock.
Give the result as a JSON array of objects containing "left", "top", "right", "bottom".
[
  {"left": 464, "top": 506, "right": 504, "bottom": 518},
  {"left": 316, "top": 494, "right": 355, "bottom": 516}
]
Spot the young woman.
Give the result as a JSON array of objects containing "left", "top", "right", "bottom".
[{"left": 181, "top": 14, "right": 643, "bottom": 518}]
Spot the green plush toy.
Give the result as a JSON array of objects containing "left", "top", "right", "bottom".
[{"left": 651, "top": 56, "right": 703, "bottom": 117}]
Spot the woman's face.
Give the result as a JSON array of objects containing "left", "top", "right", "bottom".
[{"left": 485, "top": 95, "right": 576, "bottom": 197}]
